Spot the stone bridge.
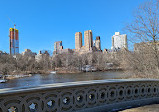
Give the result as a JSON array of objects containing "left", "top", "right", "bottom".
[{"left": 0, "top": 79, "right": 159, "bottom": 112}]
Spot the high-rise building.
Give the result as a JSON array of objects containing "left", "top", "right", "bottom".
[
  {"left": 35, "top": 50, "right": 50, "bottom": 62},
  {"left": 74, "top": 30, "right": 102, "bottom": 54},
  {"left": 75, "top": 32, "right": 82, "bottom": 50},
  {"left": 53, "top": 41, "right": 74, "bottom": 55},
  {"left": 9, "top": 28, "right": 14, "bottom": 55},
  {"left": 22, "top": 49, "right": 37, "bottom": 57},
  {"left": 9, "top": 28, "right": 19, "bottom": 55},
  {"left": 95, "top": 36, "right": 101, "bottom": 50},
  {"left": 15, "top": 29, "right": 19, "bottom": 54},
  {"left": 111, "top": 32, "right": 128, "bottom": 50},
  {"left": 134, "top": 42, "right": 159, "bottom": 51},
  {"left": 84, "top": 30, "right": 93, "bottom": 51},
  {"left": 53, "top": 41, "right": 63, "bottom": 55}
]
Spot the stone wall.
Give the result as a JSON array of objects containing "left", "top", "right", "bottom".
[{"left": 0, "top": 79, "right": 159, "bottom": 112}]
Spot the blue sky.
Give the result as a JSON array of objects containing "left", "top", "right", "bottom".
[{"left": 0, "top": 0, "right": 147, "bottom": 53}]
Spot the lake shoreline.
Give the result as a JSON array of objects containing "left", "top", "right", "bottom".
[
  {"left": 1, "top": 68, "right": 124, "bottom": 80},
  {"left": 55, "top": 67, "right": 123, "bottom": 74}
]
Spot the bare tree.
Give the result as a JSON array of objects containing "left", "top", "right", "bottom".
[
  {"left": 126, "top": 0, "right": 159, "bottom": 43},
  {"left": 123, "top": 0, "right": 159, "bottom": 76}
]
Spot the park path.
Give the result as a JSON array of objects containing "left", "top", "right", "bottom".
[{"left": 120, "top": 104, "right": 159, "bottom": 112}]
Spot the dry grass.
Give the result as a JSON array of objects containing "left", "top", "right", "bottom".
[{"left": 122, "top": 71, "right": 159, "bottom": 79}]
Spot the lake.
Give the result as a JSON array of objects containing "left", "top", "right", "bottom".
[{"left": 0, "top": 71, "right": 128, "bottom": 89}]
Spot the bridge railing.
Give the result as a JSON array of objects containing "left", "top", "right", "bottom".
[{"left": 0, "top": 79, "right": 159, "bottom": 112}]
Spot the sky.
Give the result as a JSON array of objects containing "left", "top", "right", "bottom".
[{"left": 0, "top": 0, "right": 147, "bottom": 53}]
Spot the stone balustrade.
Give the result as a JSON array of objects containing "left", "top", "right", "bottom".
[{"left": 0, "top": 79, "right": 159, "bottom": 112}]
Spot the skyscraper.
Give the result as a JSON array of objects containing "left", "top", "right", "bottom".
[
  {"left": 74, "top": 30, "right": 102, "bottom": 54},
  {"left": 84, "top": 30, "right": 93, "bottom": 51},
  {"left": 95, "top": 36, "right": 101, "bottom": 50},
  {"left": 75, "top": 32, "right": 82, "bottom": 50},
  {"left": 9, "top": 28, "right": 19, "bottom": 55},
  {"left": 53, "top": 41, "right": 63, "bottom": 55},
  {"left": 15, "top": 29, "right": 19, "bottom": 54},
  {"left": 111, "top": 32, "right": 128, "bottom": 50}
]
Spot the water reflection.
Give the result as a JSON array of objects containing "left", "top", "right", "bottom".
[{"left": 0, "top": 71, "right": 127, "bottom": 89}]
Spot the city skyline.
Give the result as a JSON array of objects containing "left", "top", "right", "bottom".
[
  {"left": 0, "top": 0, "right": 147, "bottom": 53},
  {"left": 53, "top": 30, "right": 127, "bottom": 56}
]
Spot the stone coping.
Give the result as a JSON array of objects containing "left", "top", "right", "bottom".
[{"left": 0, "top": 79, "right": 159, "bottom": 95}]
